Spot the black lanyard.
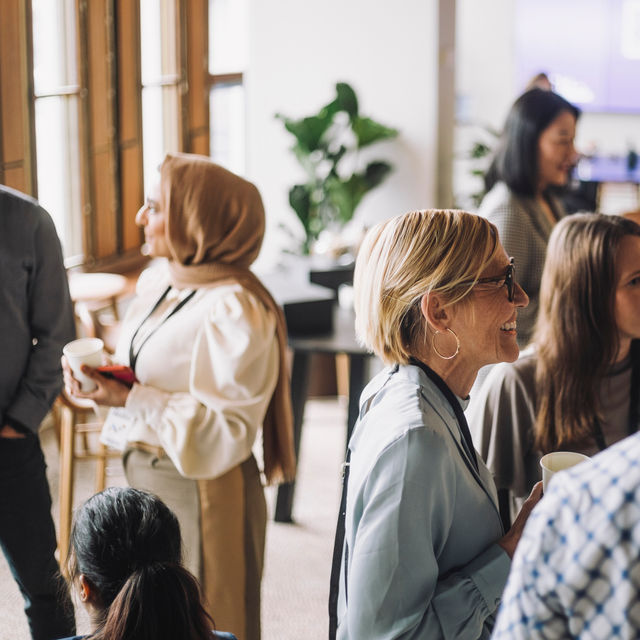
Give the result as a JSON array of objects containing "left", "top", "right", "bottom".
[
  {"left": 128, "top": 285, "right": 197, "bottom": 373},
  {"left": 329, "top": 362, "right": 479, "bottom": 637},
  {"left": 410, "top": 358, "right": 479, "bottom": 473},
  {"left": 592, "top": 345, "right": 640, "bottom": 451},
  {"left": 328, "top": 450, "right": 350, "bottom": 640}
]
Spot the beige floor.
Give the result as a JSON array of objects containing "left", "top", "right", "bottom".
[{"left": 0, "top": 397, "right": 345, "bottom": 640}]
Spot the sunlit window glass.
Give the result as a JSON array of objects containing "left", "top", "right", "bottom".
[
  {"left": 209, "top": 0, "right": 247, "bottom": 74},
  {"left": 140, "top": 0, "right": 180, "bottom": 192},
  {"left": 209, "top": 0, "right": 247, "bottom": 174},
  {"left": 32, "top": 0, "right": 83, "bottom": 258},
  {"left": 210, "top": 82, "right": 245, "bottom": 175}
]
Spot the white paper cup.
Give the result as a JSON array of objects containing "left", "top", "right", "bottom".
[
  {"left": 540, "top": 451, "right": 590, "bottom": 492},
  {"left": 63, "top": 338, "right": 104, "bottom": 392}
]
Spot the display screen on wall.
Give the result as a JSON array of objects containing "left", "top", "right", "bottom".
[{"left": 515, "top": 0, "right": 640, "bottom": 113}]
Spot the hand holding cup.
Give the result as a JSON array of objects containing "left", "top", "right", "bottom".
[
  {"left": 62, "top": 338, "right": 104, "bottom": 392},
  {"left": 539, "top": 452, "right": 590, "bottom": 492}
]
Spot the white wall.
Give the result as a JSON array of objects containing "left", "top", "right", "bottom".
[{"left": 246, "top": 0, "right": 439, "bottom": 268}]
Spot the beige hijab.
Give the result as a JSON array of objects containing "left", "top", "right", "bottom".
[{"left": 160, "top": 152, "right": 295, "bottom": 484}]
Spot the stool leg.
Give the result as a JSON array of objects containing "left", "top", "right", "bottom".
[
  {"left": 58, "top": 406, "right": 76, "bottom": 568},
  {"left": 95, "top": 442, "right": 108, "bottom": 492}
]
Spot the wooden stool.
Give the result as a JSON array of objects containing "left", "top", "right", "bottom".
[
  {"left": 56, "top": 390, "right": 120, "bottom": 567},
  {"left": 68, "top": 272, "right": 129, "bottom": 352}
]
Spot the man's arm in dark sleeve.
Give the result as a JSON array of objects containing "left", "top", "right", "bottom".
[{"left": 5, "top": 207, "right": 76, "bottom": 433}]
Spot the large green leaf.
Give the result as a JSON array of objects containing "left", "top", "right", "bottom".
[
  {"left": 289, "top": 184, "right": 312, "bottom": 230},
  {"left": 470, "top": 141, "right": 492, "bottom": 159},
  {"left": 325, "top": 162, "right": 394, "bottom": 224},
  {"left": 352, "top": 116, "right": 398, "bottom": 148},
  {"left": 363, "top": 161, "right": 393, "bottom": 188},
  {"left": 276, "top": 113, "right": 334, "bottom": 154},
  {"left": 335, "top": 82, "right": 358, "bottom": 118}
]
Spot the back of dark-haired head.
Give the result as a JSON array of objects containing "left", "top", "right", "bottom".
[
  {"left": 534, "top": 213, "right": 640, "bottom": 452},
  {"left": 486, "top": 88, "right": 580, "bottom": 197},
  {"left": 67, "top": 487, "right": 213, "bottom": 640}
]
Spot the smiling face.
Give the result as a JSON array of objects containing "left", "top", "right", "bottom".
[
  {"left": 614, "top": 234, "right": 640, "bottom": 361},
  {"left": 450, "top": 246, "right": 529, "bottom": 371},
  {"left": 135, "top": 183, "right": 171, "bottom": 258},
  {"left": 537, "top": 109, "right": 577, "bottom": 192}
]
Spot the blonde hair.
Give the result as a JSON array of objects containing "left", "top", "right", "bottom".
[{"left": 353, "top": 209, "right": 499, "bottom": 365}]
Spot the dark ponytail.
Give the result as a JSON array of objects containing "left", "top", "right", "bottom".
[
  {"left": 66, "top": 488, "right": 213, "bottom": 640},
  {"left": 94, "top": 562, "right": 213, "bottom": 640}
]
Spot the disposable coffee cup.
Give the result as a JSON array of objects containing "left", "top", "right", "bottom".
[
  {"left": 63, "top": 338, "right": 104, "bottom": 392},
  {"left": 540, "top": 451, "right": 590, "bottom": 492}
]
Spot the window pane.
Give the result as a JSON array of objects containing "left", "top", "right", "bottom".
[
  {"left": 140, "top": 0, "right": 180, "bottom": 192},
  {"left": 32, "top": 0, "right": 77, "bottom": 94},
  {"left": 140, "top": 0, "right": 179, "bottom": 83},
  {"left": 209, "top": 0, "right": 247, "bottom": 74},
  {"left": 140, "top": 0, "right": 163, "bottom": 83},
  {"left": 34, "top": 97, "right": 83, "bottom": 257},
  {"left": 210, "top": 83, "right": 245, "bottom": 175},
  {"left": 142, "top": 86, "right": 180, "bottom": 191},
  {"left": 142, "top": 86, "right": 165, "bottom": 190}
]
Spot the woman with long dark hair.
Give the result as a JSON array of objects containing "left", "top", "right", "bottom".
[
  {"left": 469, "top": 213, "right": 640, "bottom": 525},
  {"left": 59, "top": 487, "right": 236, "bottom": 640},
  {"left": 479, "top": 88, "right": 580, "bottom": 346}
]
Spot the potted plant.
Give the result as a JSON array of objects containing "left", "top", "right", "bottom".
[{"left": 276, "top": 82, "right": 399, "bottom": 255}]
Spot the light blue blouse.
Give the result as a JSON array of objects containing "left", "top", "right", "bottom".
[{"left": 336, "top": 364, "right": 510, "bottom": 639}]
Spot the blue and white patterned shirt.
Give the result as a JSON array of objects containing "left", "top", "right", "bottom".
[{"left": 492, "top": 432, "right": 640, "bottom": 639}]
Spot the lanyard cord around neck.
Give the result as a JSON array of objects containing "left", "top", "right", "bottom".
[
  {"left": 409, "top": 358, "right": 478, "bottom": 473},
  {"left": 591, "top": 348, "right": 640, "bottom": 451},
  {"left": 128, "top": 285, "right": 197, "bottom": 373}
]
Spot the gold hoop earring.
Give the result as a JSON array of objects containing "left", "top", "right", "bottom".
[{"left": 432, "top": 328, "right": 460, "bottom": 360}]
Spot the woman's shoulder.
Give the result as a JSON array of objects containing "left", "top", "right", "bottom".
[
  {"left": 478, "top": 182, "right": 521, "bottom": 216},
  {"left": 197, "top": 283, "right": 275, "bottom": 328},
  {"left": 354, "top": 365, "right": 464, "bottom": 449},
  {"left": 482, "top": 349, "right": 537, "bottom": 393},
  {"left": 136, "top": 260, "right": 171, "bottom": 295}
]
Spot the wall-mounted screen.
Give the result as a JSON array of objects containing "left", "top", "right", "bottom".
[{"left": 515, "top": 0, "right": 640, "bottom": 113}]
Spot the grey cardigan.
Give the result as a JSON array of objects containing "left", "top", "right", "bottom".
[{"left": 477, "top": 182, "right": 565, "bottom": 347}]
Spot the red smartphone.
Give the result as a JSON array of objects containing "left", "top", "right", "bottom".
[{"left": 96, "top": 365, "right": 137, "bottom": 387}]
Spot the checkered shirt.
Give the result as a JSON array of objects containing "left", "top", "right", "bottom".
[{"left": 492, "top": 432, "right": 640, "bottom": 639}]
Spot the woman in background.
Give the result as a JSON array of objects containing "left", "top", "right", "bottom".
[
  {"left": 59, "top": 487, "right": 236, "bottom": 640},
  {"left": 64, "top": 153, "right": 295, "bottom": 640},
  {"left": 333, "top": 209, "right": 541, "bottom": 639},
  {"left": 469, "top": 213, "right": 640, "bottom": 526},
  {"left": 479, "top": 88, "right": 580, "bottom": 346}
]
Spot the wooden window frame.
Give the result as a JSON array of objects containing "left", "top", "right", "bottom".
[{"left": 0, "top": 0, "right": 219, "bottom": 270}]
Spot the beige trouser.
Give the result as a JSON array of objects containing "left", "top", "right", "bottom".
[{"left": 123, "top": 448, "right": 267, "bottom": 640}]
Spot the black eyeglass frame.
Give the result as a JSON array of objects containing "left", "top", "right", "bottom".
[{"left": 459, "top": 257, "right": 516, "bottom": 302}]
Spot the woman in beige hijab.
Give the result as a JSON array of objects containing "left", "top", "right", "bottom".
[{"left": 64, "top": 153, "right": 295, "bottom": 640}]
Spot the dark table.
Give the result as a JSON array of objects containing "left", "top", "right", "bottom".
[{"left": 274, "top": 304, "right": 373, "bottom": 523}]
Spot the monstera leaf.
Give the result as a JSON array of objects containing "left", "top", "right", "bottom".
[
  {"left": 325, "top": 162, "right": 393, "bottom": 224},
  {"left": 352, "top": 117, "right": 398, "bottom": 148}
]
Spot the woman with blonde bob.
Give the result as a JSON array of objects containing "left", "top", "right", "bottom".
[
  {"left": 331, "top": 209, "right": 542, "bottom": 639},
  {"left": 469, "top": 213, "right": 640, "bottom": 525}
]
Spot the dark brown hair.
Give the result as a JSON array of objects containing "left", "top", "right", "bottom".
[
  {"left": 66, "top": 487, "right": 214, "bottom": 640},
  {"left": 486, "top": 88, "right": 580, "bottom": 197},
  {"left": 534, "top": 213, "right": 640, "bottom": 452}
]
